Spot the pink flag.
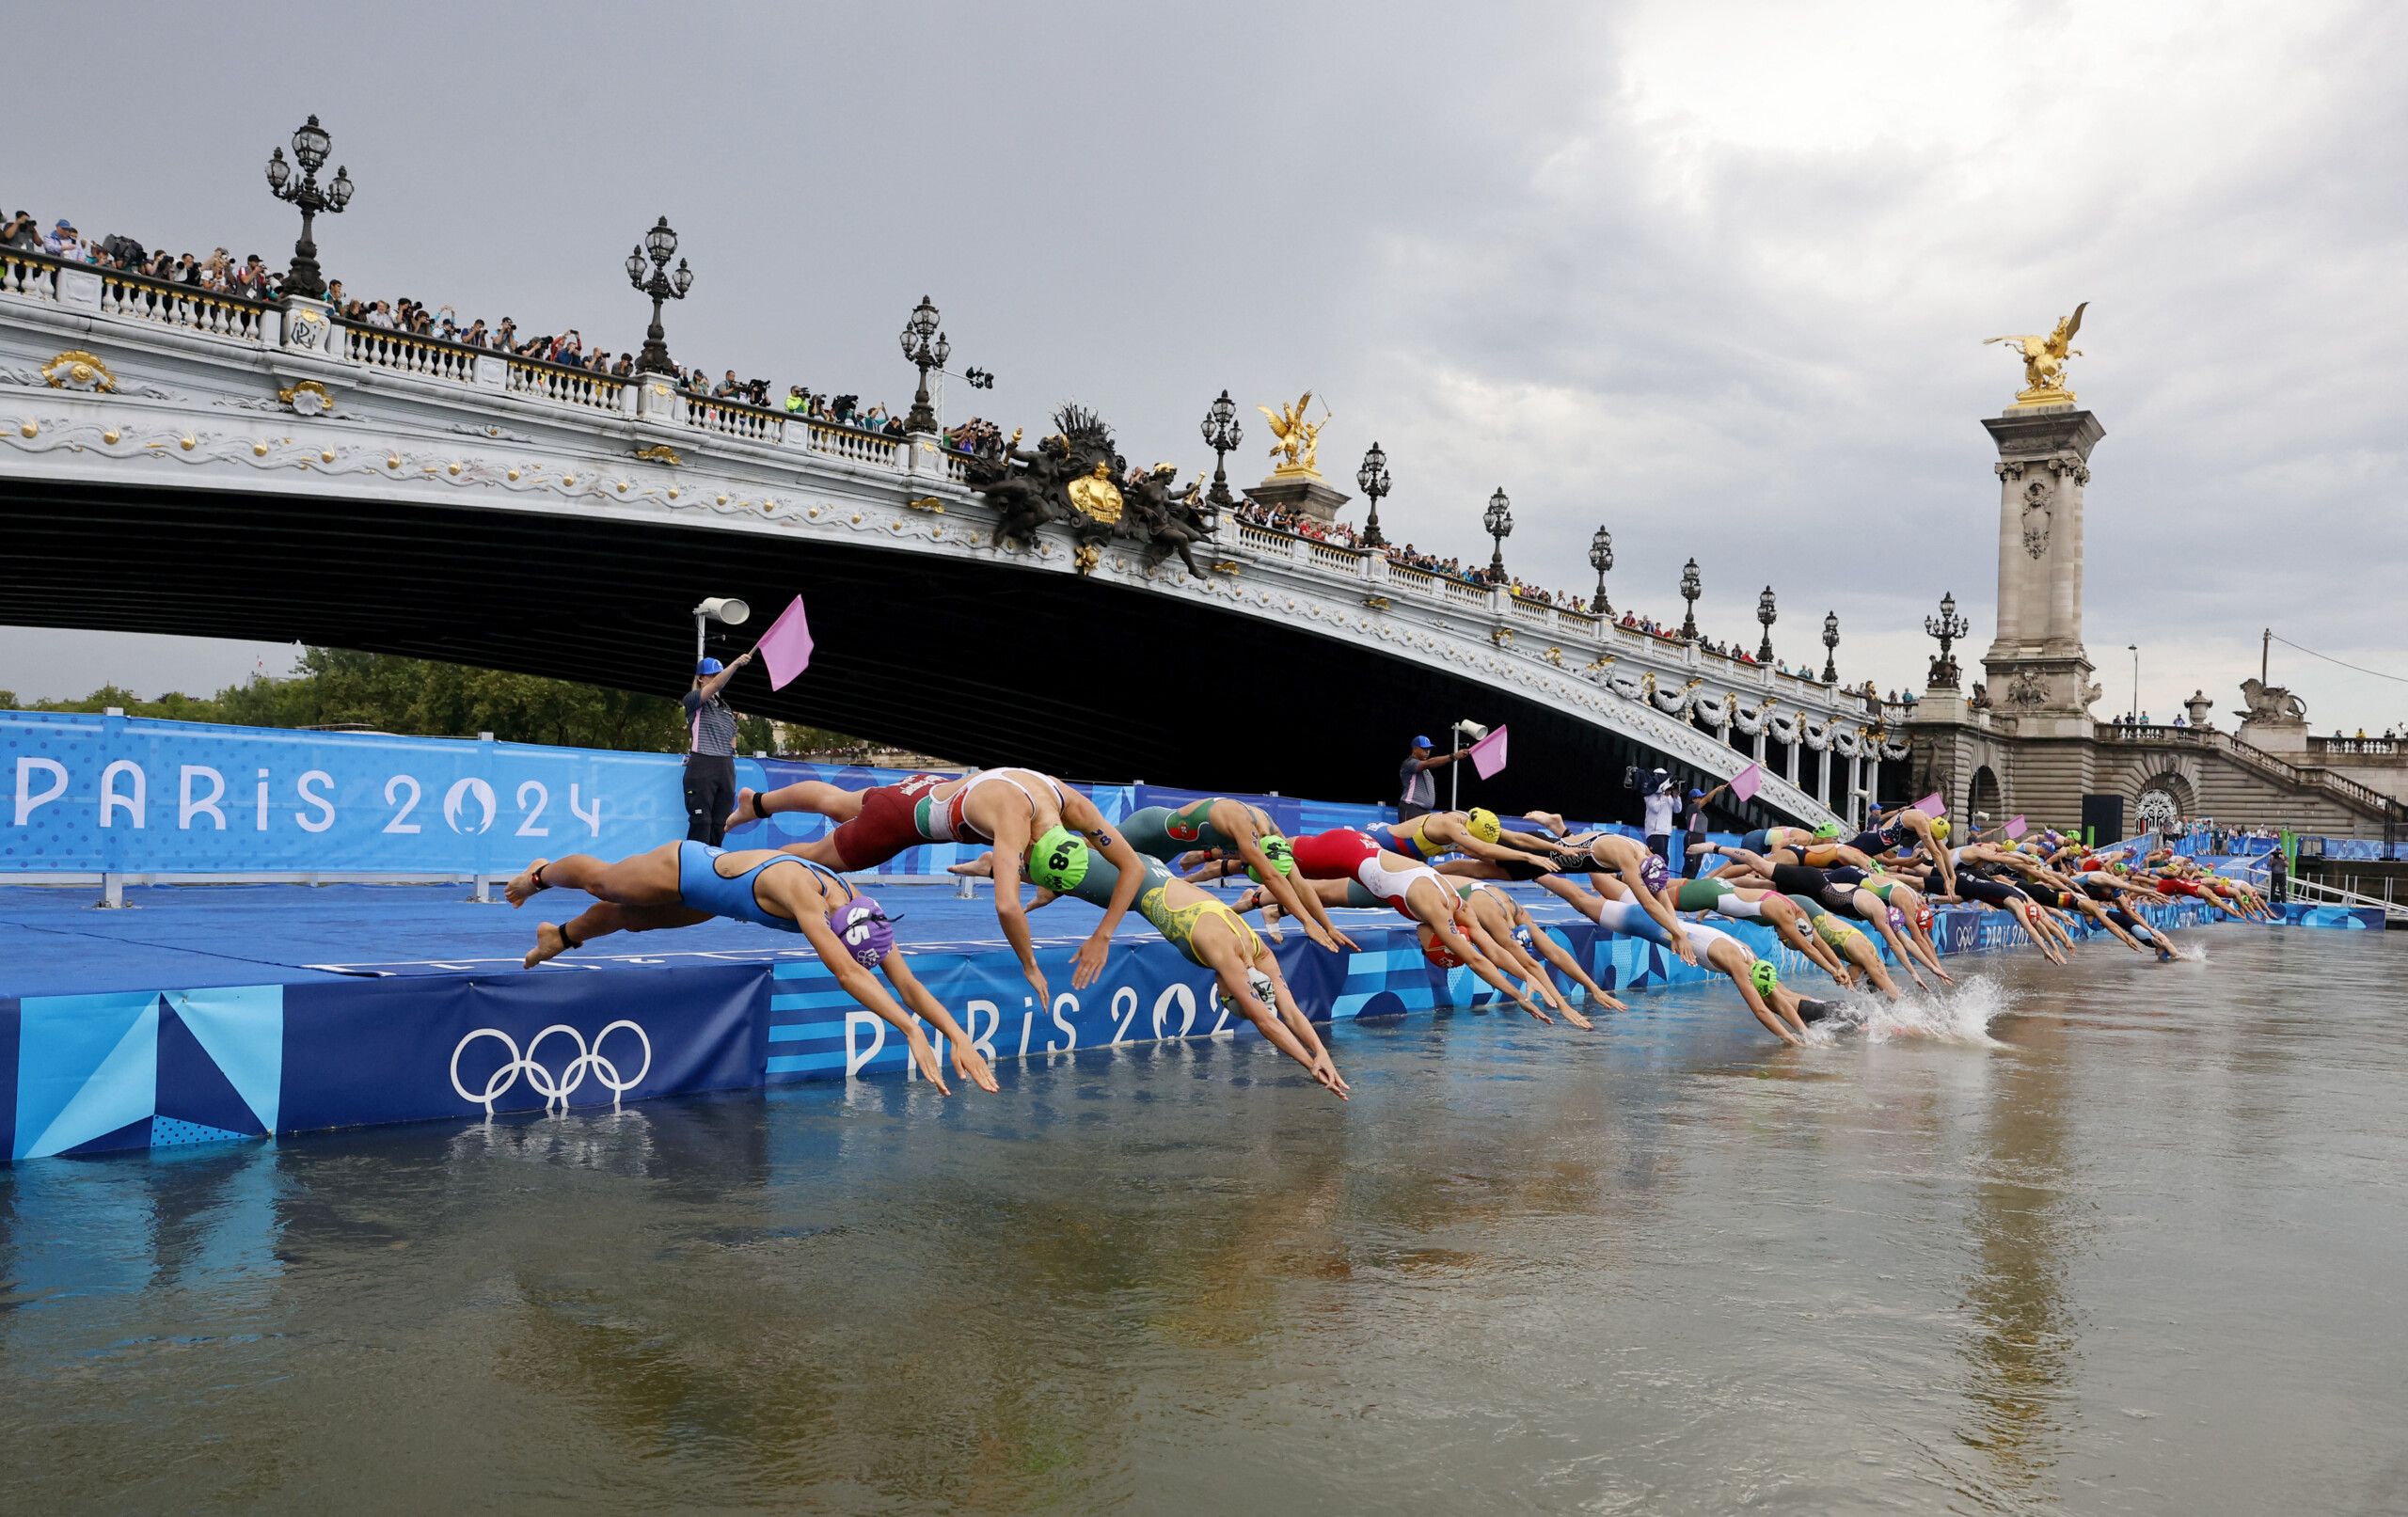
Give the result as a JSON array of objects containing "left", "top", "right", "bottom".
[
  {"left": 1914, "top": 792, "right": 1945, "bottom": 816},
  {"left": 754, "top": 595, "right": 815, "bottom": 690},
  {"left": 1467, "top": 725, "right": 1509, "bottom": 780},
  {"left": 1729, "top": 763, "right": 1763, "bottom": 803},
  {"left": 2005, "top": 814, "right": 2028, "bottom": 839}
]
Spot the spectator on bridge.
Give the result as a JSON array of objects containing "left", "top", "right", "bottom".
[
  {"left": 1398, "top": 735, "right": 1468, "bottom": 822},
  {"left": 41, "top": 219, "right": 77, "bottom": 257},
  {"left": 712, "top": 370, "right": 741, "bottom": 399},
  {"left": 611, "top": 353, "right": 635, "bottom": 378},
  {"left": 2, "top": 211, "right": 37, "bottom": 252},
  {"left": 683, "top": 650, "right": 753, "bottom": 846},
  {"left": 785, "top": 386, "right": 807, "bottom": 413}
]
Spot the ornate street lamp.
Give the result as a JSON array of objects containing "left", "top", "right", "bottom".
[
  {"left": 1355, "top": 442, "right": 1391, "bottom": 548},
  {"left": 1821, "top": 610, "right": 1840, "bottom": 683},
  {"left": 1483, "top": 486, "right": 1513, "bottom": 583},
  {"left": 1924, "top": 590, "right": 1971, "bottom": 687},
  {"left": 1679, "top": 557, "right": 1702, "bottom": 641},
  {"left": 900, "top": 295, "right": 949, "bottom": 434},
  {"left": 1756, "top": 586, "right": 1778, "bottom": 662},
  {"left": 626, "top": 215, "right": 694, "bottom": 376},
  {"left": 262, "top": 114, "right": 354, "bottom": 300},
  {"left": 1588, "top": 526, "right": 1614, "bottom": 615},
  {"left": 1201, "top": 390, "right": 1244, "bottom": 511}
]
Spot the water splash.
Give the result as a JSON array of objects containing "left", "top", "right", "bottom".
[{"left": 1804, "top": 975, "right": 2015, "bottom": 1048}]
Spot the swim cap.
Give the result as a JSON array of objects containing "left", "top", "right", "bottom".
[
  {"left": 1245, "top": 834, "right": 1294, "bottom": 883},
  {"left": 1814, "top": 823, "right": 1841, "bottom": 840},
  {"left": 1466, "top": 807, "right": 1502, "bottom": 845},
  {"left": 1640, "top": 852, "right": 1671, "bottom": 893},
  {"left": 1026, "top": 826, "right": 1089, "bottom": 892},
  {"left": 1418, "top": 924, "right": 1465, "bottom": 968},
  {"left": 1930, "top": 818, "right": 1952, "bottom": 842},
  {"left": 1749, "top": 957, "right": 1779, "bottom": 997},
  {"left": 831, "top": 895, "right": 895, "bottom": 968},
  {"left": 1216, "top": 966, "right": 1275, "bottom": 1020},
  {"left": 1511, "top": 923, "right": 1535, "bottom": 954},
  {"left": 1888, "top": 906, "right": 1908, "bottom": 932},
  {"left": 1914, "top": 901, "right": 1934, "bottom": 933}
]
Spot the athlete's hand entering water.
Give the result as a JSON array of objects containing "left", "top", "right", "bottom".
[
  {"left": 951, "top": 1036, "right": 999, "bottom": 1094},
  {"left": 1071, "top": 930, "right": 1114, "bottom": 989},
  {"left": 902, "top": 1029, "right": 952, "bottom": 1095}
]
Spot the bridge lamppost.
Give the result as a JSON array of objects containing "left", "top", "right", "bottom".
[
  {"left": 626, "top": 217, "right": 693, "bottom": 376},
  {"left": 1822, "top": 610, "right": 1840, "bottom": 684},
  {"left": 1588, "top": 526, "right": 1613, "bottom": 616},
  {"left": 1757, "top": 586, "right": 1778, "bottom": 662},
  {"left": 262, "top": 115, "right": 354, "bottom": 300},
  {"left": 1483, "top": 487, "right": 1512, "bottom": 584},
  {"left": 900, "top": 296, "right": 949, "bottom": 435},
  {"left": 1355, "top": 442, "right": 1391, "bottom": 548},
  {"left": 1200, "top": 390, "right": 1243, "bottom": 511},
  {"left": 1925, "top": 590, "right": 1970, "bottom": 687},
  {"left": 1679, "top": 558, "right": 1702, "bottom": 641}
]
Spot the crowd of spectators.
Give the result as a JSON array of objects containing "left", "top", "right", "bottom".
[{"left": 3, "top": 207, "right": 912, "bottom": 431}]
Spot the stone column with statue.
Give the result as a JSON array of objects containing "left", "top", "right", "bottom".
[
  {"left": 1244, "top": 390, "right": 1351, "bottom": 522},
  {"left": 1979, "top": 304, "right": 2106, "bottom": 738}
]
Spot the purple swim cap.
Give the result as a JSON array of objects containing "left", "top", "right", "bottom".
[
  {"left": 1888, "top": 905, "right": 1908, "bottom": 932},
  {"left": 832, "top": 895, "right": 896, "bottom": 968},
  {"left": 1640, "top": 852, "right": 1670, "bottom": 893}
]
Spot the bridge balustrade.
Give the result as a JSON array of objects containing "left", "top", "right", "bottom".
[
  {"left": 683, "top": 393, "right": 782, "bottom": 444},
  {"left": 506, "top": 355, "right": 626, "bottom": 413},
  {"left": 344, "top": 323, "right": 481, "bottom": 385},
  {"left": 99, "top": 267, "right": 273, "bottom": 342},
  {"left": 803, "top": 421, "right": 903, "bottom": 468},
  {"left": 1509, "top": 594, "right": 1555, "bottom": 627},
  {"left": 1, "top": 248, "right": 55, "bottom": 300}
]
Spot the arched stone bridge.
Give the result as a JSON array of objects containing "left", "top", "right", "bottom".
[{"left": 0, "top": 251, "right": 1902, "bottom": 827}]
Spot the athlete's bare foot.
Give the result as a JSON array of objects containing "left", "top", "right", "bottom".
[
  {"left": 524, "top": 922, "right": 569, "bottom": 968},
  {"left": 724, "top": 786, "right": 764, "bottom": 831},
  {"left": 504, "top": 859, "right": 551, "bottom": 908}
]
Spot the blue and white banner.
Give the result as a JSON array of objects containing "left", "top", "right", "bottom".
[{"left": 3, "top": 711, "right": 684, "bottom": 873}]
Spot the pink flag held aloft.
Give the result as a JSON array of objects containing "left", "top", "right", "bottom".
[
  {"left": 2005, "top": 814, "right": 2028, "bottom": 840},
  {"left": 1467, "top": 725, "right": 1509, "bottom": 780},
  {"left": 1914, "top": 792, "right": 1945, "bottom": 817},
  {"left": 754, "top": 595, "right": 815, "bottom": 690},
  {"left": 1728, "top": 763, "right": 1763, "bottom": 803}
]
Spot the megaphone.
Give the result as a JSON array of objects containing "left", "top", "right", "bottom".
[
  {"left": 1454, "top": 719, "right": 1489, "bottom": 741},
  {"left": 693, "top": 596, "right": 751, "bottom": 625}
]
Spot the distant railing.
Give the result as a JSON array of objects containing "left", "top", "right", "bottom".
[
  {"left": 507, "top": 354, "right": 625, "bottom": 412},
  {"left": 1509, "top": 595, "right": 1555, "bottom": 626},
  {"left": 344, "top": 323, "right": 480, "bottom": 384},
  {"left": 0, "top": 247, "right": 56, "bottom": 300},
  {"left": 2312, "top": 736, "right": 2400, "bottom": 756},
  {"left": 683, "top": 393, "right": 782, "bottom": 444},
  {"left": 803, "top": 420, "right": 903, "bottom": 468},
  {"left": 1307, "top": 540, "right": 1366, "bottom": 574},
  {"left": 99, "top": 266, "right": 274, "bottom": 342},
  {"left": 1441, "top": 577, "right": 1492, "bottom": 608},
  {"left": 1235, "top": 521, "right": 1297, "bottom": 557},
  {"left": 1386, "top": 562, "right": 1437, "bottom": 593}
]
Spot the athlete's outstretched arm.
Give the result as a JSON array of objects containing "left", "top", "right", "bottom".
[
  {"left": 879, "top": 951, "right": 1002, "bottom": 1093},
  {"left": 1614, "top": 854, "right": 1696, "bottom": 964},
  {"left": 1465, "top": 910, "right": 1569, "bottom": 1021},
  {"left": 790, "top": 903, "right": 955, "bottom": 1092},
  {"left": 1519, "top": 909, "right": 1620, "bottom": 1013},
  {"left": 1199, "top": 930, "right": 1347, "bottom": 1098},
  {"left": 1062, "top": 794, "right": 1147, "bottom": 989},
  {"left": 1232, "top": 823, "right": 1354, "bottom": 953}
]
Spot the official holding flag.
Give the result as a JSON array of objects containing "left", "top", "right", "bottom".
[{"left": 683, "top": 650, "right": 753, "bottom": 845}]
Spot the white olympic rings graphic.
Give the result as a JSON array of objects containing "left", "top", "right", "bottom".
[{"left": 450, "top": 1020, "right": 654, "bottom": 1114}]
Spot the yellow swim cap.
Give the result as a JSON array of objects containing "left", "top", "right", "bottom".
[
  {"left": 1466, "top": 807, "right": 1502, "bottom": 844},
  {"left": 1930, "top": 818, "right": 1952, "bottom": 842}
]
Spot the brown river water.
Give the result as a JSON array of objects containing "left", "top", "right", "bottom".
[{"left": 4, "top": 926, "right": 2403, "bottom": 1514}]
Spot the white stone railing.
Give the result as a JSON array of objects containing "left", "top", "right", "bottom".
[
  {"left": 507, "top": 355, "right": 626, "bottom": 413},
  {"left": 803, "top": 420, "right": 904, "bottom": 468},
  {"left": 345, "top": 323, "right": 480, "bottom": 385},
  {"left": 683, "top": 394, "right": 782, "bottom": 444},
  {"left": 1, "top": 248, "right": 56, "bottom": 300}
]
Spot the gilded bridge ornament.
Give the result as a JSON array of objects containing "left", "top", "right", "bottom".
[
  {"left": 1066, "top": 462, "right": 1124, "bottom": 526},
  {"left": 633, "top": 443, "right": 683, "bottom": 466},
  {"left": 40, "top": 350, "right": 115, "bottom": 393},
  {"left": 277, "top": 379, "right": 332, "bottom": 416},
  {"left": 1985, "top": 302, "right": 2085, "bottom": 408},
  {"left": 1258, "top": 390, "right": 1329, "bottom": 478}
]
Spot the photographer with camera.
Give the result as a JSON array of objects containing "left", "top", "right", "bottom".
[{"left": 1639, "top": 766, "right": 1681, "bottom": 865}]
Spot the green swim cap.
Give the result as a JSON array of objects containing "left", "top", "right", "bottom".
[
  {"left": 1027, "top": 826, "right": 1089, "bottom": 892},
  {"left": 1750, "top": 957, "right": 1780, "bottom": 997},
  {"left": 1814, "top": 823, "right": 1841, "bottom": 840},
  {"left": 1246, "top": 835, "right": 1295, "bottom": 883}
]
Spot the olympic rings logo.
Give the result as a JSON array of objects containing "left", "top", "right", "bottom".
[{"left": 449, "top": 1020, "right": 654, "bottom": 1114}]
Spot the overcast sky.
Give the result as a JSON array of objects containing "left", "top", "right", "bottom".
[{"left": 6, "top": 0, "right": 2403, "bottom": 732}]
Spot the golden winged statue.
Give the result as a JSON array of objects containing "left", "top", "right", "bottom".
[
  {"left": 1258, "top": 390, "right": 1328, "bottom": 478},
  {"left": 1985, "top": 302, "right": 2086, "bottom": 407}
]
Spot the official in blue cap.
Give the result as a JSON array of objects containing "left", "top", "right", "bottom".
[
  {"left": 1398, "top": 733, "right": 1468, "bottom": 821},
  {"left": 683, "top": 649, "right": 753, "bottom": 845}
]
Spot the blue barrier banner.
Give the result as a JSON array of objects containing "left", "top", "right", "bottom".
[{"left": 4, "top": 711, "right": 685, "bottom": 873}]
